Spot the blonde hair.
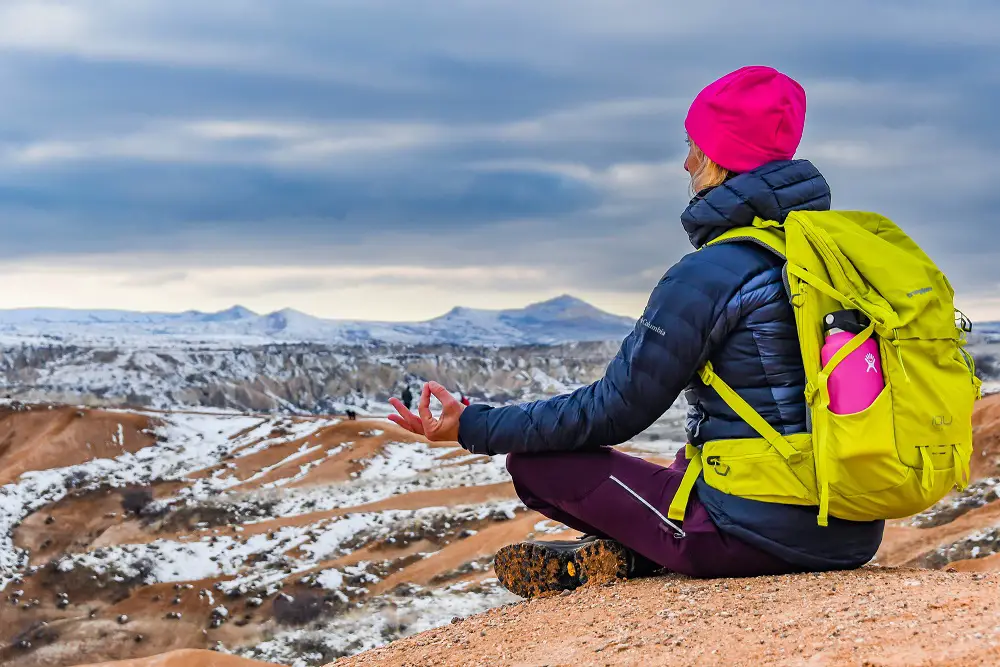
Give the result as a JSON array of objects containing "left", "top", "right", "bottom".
[{"left": 688, "top": 139, "right": 732, "bottom": 195}]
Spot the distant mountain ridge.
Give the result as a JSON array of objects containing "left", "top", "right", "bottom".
[{"left": 0, "top": 295, "right": 636, "bottom": 346}]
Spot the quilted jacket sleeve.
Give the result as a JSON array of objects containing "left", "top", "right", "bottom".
[{"left": 457, "top": 248, "right": 750, "bottom": 456}]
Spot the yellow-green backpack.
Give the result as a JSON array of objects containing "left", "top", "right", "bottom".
[{"left": 667, "top": 211, "right": 982, "bottom": 527}]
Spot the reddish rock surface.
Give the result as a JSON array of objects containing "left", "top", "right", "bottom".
[{"left": 334, "top": 568, "right": 1000, "bottom": 667}]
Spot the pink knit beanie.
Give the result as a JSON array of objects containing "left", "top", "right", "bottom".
[{"left": 685, "top": 66, "right": 806, "bottom": 173}]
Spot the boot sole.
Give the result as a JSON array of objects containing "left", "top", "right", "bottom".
[{"left": 493, "top": 539, "right": 630, "bottom": 599}]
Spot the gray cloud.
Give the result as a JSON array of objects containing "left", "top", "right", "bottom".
[
  {"left": 0, "top": 0, "right": 998, "bottom": 312},
  {"left": 120, "top": 270, "right": 189, "bottom": 288}
]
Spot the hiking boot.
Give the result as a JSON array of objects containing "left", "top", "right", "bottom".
[{"left": 493, "top": 536, "right": 639, "bottom": 599}]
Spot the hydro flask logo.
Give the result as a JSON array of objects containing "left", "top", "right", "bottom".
[{"left": 864, "top": 353, "right": 878, "bottom": 373}]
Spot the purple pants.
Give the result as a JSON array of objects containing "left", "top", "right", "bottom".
[{"left": 506, "top": 447, "right": 800, "bottom": 578}]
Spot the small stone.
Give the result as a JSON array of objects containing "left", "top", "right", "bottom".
[
  {"left": 134, "top": 635, "right": 144, "bottom": 643},
  {"left": 117, "top": 614, "right": 129, "bottom": 625},
  {"left": 561, "top": 589, "right": 573, "bottom": 597}
]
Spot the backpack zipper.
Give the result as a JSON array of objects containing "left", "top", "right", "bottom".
[{"left": 608, "top": 475, "right": 686, "bottom": 538}]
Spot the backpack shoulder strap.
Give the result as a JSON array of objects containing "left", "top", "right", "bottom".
[{"left": 704, "top": 218, "right": 787, "bottom": 258}]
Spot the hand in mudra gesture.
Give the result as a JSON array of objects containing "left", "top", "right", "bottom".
[{"left": 388, "top": 381, "right": 465, "bottom": 442}]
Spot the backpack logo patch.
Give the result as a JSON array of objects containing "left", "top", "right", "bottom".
[{"left": 931, "top": 415, "right": 953, "bottom": 429}]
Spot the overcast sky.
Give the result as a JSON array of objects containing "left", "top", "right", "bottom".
[{"left": 1, "top": 0, "right": 998, "bottom": 321}]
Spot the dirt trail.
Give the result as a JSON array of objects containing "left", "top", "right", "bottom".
[{"left": 335, "top": 567, "right": 1000, "bottom": 667}]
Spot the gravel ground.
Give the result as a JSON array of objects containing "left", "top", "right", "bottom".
[{"left": 331, "top": 566, "right": 1000, "bottom": 667}]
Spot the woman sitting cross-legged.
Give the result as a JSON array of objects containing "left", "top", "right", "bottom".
[{"left": 389, "top": 66, "right": 883, "bottom": 598}]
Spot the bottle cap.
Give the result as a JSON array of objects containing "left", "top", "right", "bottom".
[{"left": 823, "top": 309, "right": 870, "bottom": 336}]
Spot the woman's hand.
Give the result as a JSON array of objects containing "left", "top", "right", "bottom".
[{"left": 388, "top": 382, "right": 465, "bottom": 442}]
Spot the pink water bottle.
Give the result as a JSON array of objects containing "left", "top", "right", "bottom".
[{"left": 820, "top": 310, "right": 884, "bottom": 414}]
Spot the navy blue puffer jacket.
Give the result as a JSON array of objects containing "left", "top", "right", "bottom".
[{"left": 459, "top": 159, "right": 884, "bottom": 570}]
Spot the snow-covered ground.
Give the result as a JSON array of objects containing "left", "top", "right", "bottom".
[
  {"left": 0, "top": 411, "right": 276, "bottom": 589},
  {"left": 0, "top": 404, "right": 553, "bottom": 666},
  {"left": 0, "top": 388, "right": 694, "bottom": 666},
  {"left": 52, "top": 500, "right": 521, "bottom": 594},
  {"left": 232, "top": 581, "right": 519, "bottom": 666}
]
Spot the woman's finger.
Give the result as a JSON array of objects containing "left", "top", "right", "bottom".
[
  {"left": 418, "top": 383, "right": 435, "bottom": 426},
  {"left": 389, "top": 413, "right": 423, "bottom": 434},
  {"left": 426, "top": 382, "right": 459, "bottom": 408},
  {"left": 403, "top": 408, "right": 424, "bottom": 433},
  {"left": 387, "top": 413, "right": 415, "bottom": 432},
  {"left": 388, "top": 397, "right": 420, "bottom": 426}
]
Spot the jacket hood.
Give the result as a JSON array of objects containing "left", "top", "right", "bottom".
[{"left": 680, "top": 159, "right": 831, "bottom": 249}]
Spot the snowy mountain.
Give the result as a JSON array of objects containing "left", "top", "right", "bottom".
[{"left": 0, "top": 295, "right": 636, "bottom": 347}]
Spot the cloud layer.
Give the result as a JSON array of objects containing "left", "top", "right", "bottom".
[{"left": 1, "top": 0, "right": 998, "bottom": 319}]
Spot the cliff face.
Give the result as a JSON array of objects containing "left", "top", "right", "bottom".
[{"left": 0, "top": 342, "right": 619, "bottom": 414}]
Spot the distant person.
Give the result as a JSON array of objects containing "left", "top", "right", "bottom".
[
  {"left": 345, "top": 409, "right": 356, "bottom": 421},
  {"left": 389, "top": 67, "right": 890, "bottom": 596},
  {"left": 401, "top": 387, "right": 414, "bottom": 410}
]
